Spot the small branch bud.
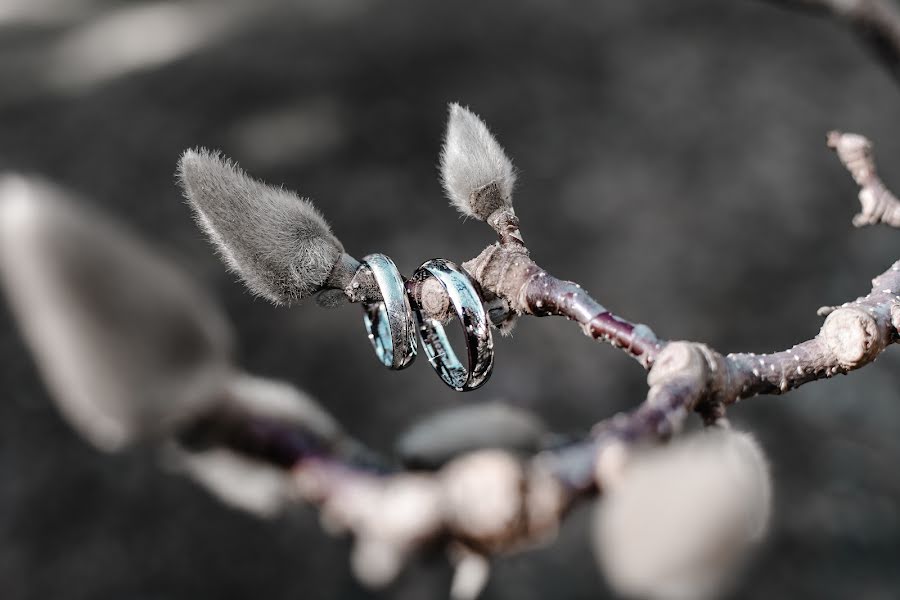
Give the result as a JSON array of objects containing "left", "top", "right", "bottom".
[
  {"left": 450, "top": 548, "right": 491, "bottom": 600},
  {"left": 396, "top": 402, "right": 546, "bottom": 470},
  {"left": 418, "top": 276, "right": 452, "bottom": 321},
  {"left": 164, "top": 446, "right": 292, "bottom": 518},
  {"left": 821, "top": 306, "right": 886, "bottom": 368},
  {"left": 351, "top": 537, "right": 405, "bottom": 589},
  {"left": 440, "top": 450, "right": 524, "bottom": 551}
]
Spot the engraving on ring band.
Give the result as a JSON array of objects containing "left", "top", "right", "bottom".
[
  {"left": 411, "top": 258, "right": 494, "bottom": 391},
  {"left": 360, "top": 253, "right": 417, "bottom": 370}
]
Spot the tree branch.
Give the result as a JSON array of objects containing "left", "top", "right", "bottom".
[
  {"left": 766, "top": 0, "right": 900, "bottom": 82},
  {"left": 165, "top": 130, "right": 900, "bottom": 594},
  {"left": 327, "top": 220, "right": 665, "bottom": 369},
  {"left": 828, "top": 130, "right": 900, "bottom": 227}
]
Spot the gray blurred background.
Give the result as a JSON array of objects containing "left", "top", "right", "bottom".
[{"left": 1, "top": 0, "right": 900, "bottom": 598}]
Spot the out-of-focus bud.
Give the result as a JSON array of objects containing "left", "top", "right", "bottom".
[
  {"left": 370, "top": 475, "right": 444, "bottom": 544},
  {"left": 178, "top": 148, "right": 344, "bottom": 305},
  {"left": 338, "top": 475, "right": 442, "bottom": 588},
  {"left": 591, "top": 428, "right": 771, "bottom": 600},
  {"left": 440, "top": 103, "right": 516, "bottom": 221},
  {"left": 351, "top": 536, "right": 405, "bottom": 589},
  {"left": 167, "top": 446, "right": 291, "bottom": 517},
  {"left": 0, "top": 175, "right": 233, "bottom": 451},
  {"left": 449, "top": 546, "right": 491, "bottom": 600},
  {"left": 440, "top": 449, "right": 524, "bottom": 550},
  {"left": 222, "top": 372, "right": 341, "bottom": 441},
  {"left": 396, "top": 402, "right": 545, "bottom": 470},
  {"left": 165, "top": 372, "right": 344, "bottom": 518}
]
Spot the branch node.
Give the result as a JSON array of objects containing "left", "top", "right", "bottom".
[
  {"left": 821, "top": 306, "right": 886, "bottom": 368},
  {"left": 486, "top": 207, "right": 525, "bottom": 246},
  {"left": 647, "top": 342, "right": 708, "bottom": 388},
  {"left": 419, "top": 276, "right": 452, "bottom": 321}
]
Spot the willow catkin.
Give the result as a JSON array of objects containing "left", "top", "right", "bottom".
[
  {"left": 440, "top": 103, "right": 516, "bottom": 220},
  {"left": 178, "top": 148, "right": 344, "bottom": 305}
]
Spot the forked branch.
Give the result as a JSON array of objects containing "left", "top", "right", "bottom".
[
  {"left": 173, "top": 126, "right": 899, "bottom": 596},
  {"left": 829, "top": 130, "right": 900, "bottom": 227},
  {"left": 3, "top": 106, "right": 899, "bottom": 599}
]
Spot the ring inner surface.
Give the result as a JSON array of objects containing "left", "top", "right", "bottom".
[
  {"left": 363, "top": 302, "right": 394, "bottom": 366},
  {"left": 362, "top": 254, "right": 416, "bottom": 370},
  {"left": 414, "top": 258, "right": 493, "bottom": 391},
  {"left": 419, "top": 318, "right": 467, "bottom": 389}
]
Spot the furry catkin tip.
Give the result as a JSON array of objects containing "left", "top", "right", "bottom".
[
  {"left": 440, "top": 103, "right": 516, "bottom": 220},
  {"left": 178, "top": 148, "right": 343, "bottom": 305},
  {"left": 0, "top": 175, "right": 234, "bottom": 450},
  {"left": 592, "top": 428, "right": 771, "bottom": 600}
]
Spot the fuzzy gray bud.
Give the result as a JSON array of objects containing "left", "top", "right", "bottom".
[
  {"left": 440, "top": 103, "right": 516, "bottom": 220},
  {"left": 395, "top": 402, "right": 545, "bottom": 470},
  {"left": 178, "top": 149, "right": 343, "bottom": 305}
]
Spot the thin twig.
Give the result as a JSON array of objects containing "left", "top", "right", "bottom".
[
  {"left": 766, "top": 0, "right": 900, "bottom": 82},
  {"left": 828, "top": 130, "right": 900, "bottom": 227}
]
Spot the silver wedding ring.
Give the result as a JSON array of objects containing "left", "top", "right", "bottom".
[
  {"left": 361, "top": 253, "right": 417, "bottom": 370},
  {"left": 410, "top": 258, "right": 494, "bottom": 391}
]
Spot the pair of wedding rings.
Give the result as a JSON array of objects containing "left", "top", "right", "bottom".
[{"left": 359, "top": 254, "right": 493, "bottom": 392}]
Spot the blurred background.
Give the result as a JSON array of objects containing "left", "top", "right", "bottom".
[{"left": 1, "top": 0, "right": 900, "bottom": 598}]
